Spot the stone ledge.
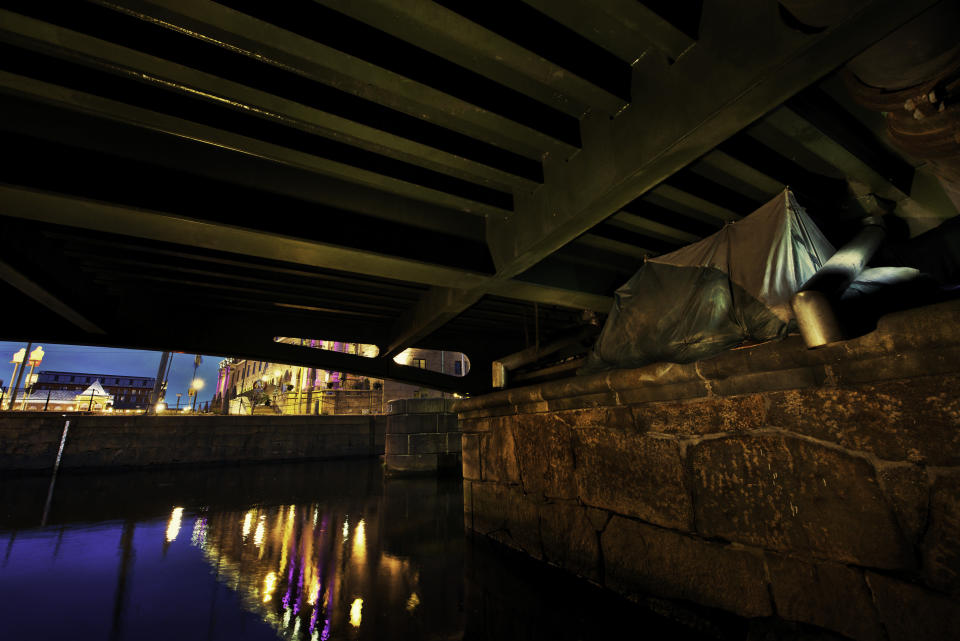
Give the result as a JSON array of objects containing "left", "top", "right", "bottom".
[{"left": 454, "top": 300, "right": 960, "bottom": 415}]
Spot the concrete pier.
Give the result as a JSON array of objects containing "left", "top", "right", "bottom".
[{"left": 384, "top": 397, "right": 461, "bottom": 476}]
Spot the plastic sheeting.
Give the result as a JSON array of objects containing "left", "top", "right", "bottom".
[{"left": 582, "top": 190, "right": 835, "bottom": 373}]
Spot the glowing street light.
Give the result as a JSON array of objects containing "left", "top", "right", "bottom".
[
  {"left": 18, "top": 345, "right": 44, "bottom": 411},
  {"left": 4, "top": 347, "right": 26, "bottom": 410},
  {"left": 189, "top": 378, "right": 205, "bottom": 412}
]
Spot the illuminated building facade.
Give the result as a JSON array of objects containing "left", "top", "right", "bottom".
[
  {"left": 213, "top": 339, "right": 468, "bottom": 415},
  {"left": 33, "top": 370, "right": 155, "bottom": 409}
]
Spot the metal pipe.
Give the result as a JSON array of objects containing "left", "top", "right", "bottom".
[
  {"left": 492, "top": 327, "right": 595, "bottom": 388},
  {"left": 792, "top": 216, "right": 886, "bottom": 348}
]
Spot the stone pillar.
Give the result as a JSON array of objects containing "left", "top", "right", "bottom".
[{"left": 384, "top": 398, "right": 460, "bottom": 476}]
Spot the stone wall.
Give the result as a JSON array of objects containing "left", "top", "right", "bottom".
[
  {"left": 456, "top": 300, "right": 960, "bottom": 641},
  {"left": 0, "top": 413, "right": 386, "bottom": 471},
  {"left": 384, "top": 398, "right": 461, "bottom": 475}
]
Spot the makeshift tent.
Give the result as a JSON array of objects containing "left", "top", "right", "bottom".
[{"left": 582, "top": 190, "right": 835, "bottom": 373}]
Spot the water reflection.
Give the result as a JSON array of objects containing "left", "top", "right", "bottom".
[{"left": 0, "top": 460, "right": 737, "bottom": 640}]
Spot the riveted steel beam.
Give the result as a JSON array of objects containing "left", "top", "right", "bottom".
[
  {"left": 520, "top": 0, "right": 694, "bottom": 63},
  {"left": 0, "top": 186, "right": 612, "bottom": 311},
  {"left": 0, "top": 258, "right": 105, "bottom": 335},
  {"left": 92, "top": 0, "right": 576, "bottom": 161},
  {"left": 0, "top": 9, "right": 533, "bottom": 193},
  {"left": 486, "top": 0, "right": 940, "bottom": 278},
  {"left": 314, "top": 0, "right": 625, "bottom": 118}
]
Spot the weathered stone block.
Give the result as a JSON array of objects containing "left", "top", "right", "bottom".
[
  {"left": 480, "top": 422, "right": 519, "bottom": 483},
  {"left": 445, "top": 431, "right": 461, "bottom": 453},
  {"left": 385, "top": 434, "right": 408, "bottom": 455},
  {"left": 767, "top": 555, "right": 885, "bottom": 641},
  {"left": 617, "top": 380, "right": 709, "bottom": 404},
  {"left": 470, "top": 482, "right": 541, "bottom": 558},
  {"left": 709, "top": 366, "right": 826, "bottom": 397},
  {"left": 384, "top": 452, "right": 438, "bottom": 475},
  {"left": 867, "top": 572, "right": 960, "bottom": 641},
  {"left": 553, "top": 406, "right": 635, "bottom": 431},
  {"left": 387, "top": 413, "right": 439, "bottom": 434},
  {"left": 690, "top": 434, "right": 908, "bottom": 568},
  {"left": 877, "top": 464, "right": 929, "bottom": 547},
  {"left": 602, "top": 516, "right": 772, "bottom": 617},
  {"left": 634, "top": 394, "right": 766, "bottom": 435},
  {"left": 538, "top": 501, "right": 600, "bottom": 582},
  {"left": 572, "top": 428, "right": 691, "bottom": 530},
  {"left": 921, "top": 472, "right": 960, "bottom": 594},
  {"left": 766, "top": 375, "right": 960, "bottom": 466},
  {"left": 546, "top": 392, "right": 619, "bottom": 411},
  {"left": 513, "top": 413, "right": 576, "bottom": 499},
  {"left": 409, "top": 432, "right": 446, "bottom": 455},
  {"left": 461, "top": 433, "right": 481, "bottom": 481}
]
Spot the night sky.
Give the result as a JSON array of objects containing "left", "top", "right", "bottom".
[{"left": 0, "top": 341, "right": 223, "bottom": 404}]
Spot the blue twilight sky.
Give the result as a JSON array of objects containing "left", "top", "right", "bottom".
[{"left": 0, "top": 341, "right": 223, "bottom": 403}]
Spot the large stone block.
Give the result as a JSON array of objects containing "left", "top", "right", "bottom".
[
  {"left": 689, "top": 434, "right": 909, "bottom": 568},
  {"left": 767, "top": 555, "right": 885, "bottom": 641},
  {"left": 480, "top": 421, "right": 519, "bottom": 484},
  {"left": 538, "top": 501, "right": 600, "bottom": 582},
  {"left": 602, "top": 516, "right": 772, "bottom": 617},
  {"left": 409, "top": 432, "right": 447, "bottom": 455},
  {"left": 572, "top": 428, "right": 692, "bottom": 530},
  {"left": 461, "top": 433, "right": 481, "bottom": 481},
  {"left": 513, "top": 413, "right": 576, "bottom": 499},
  {"left": 552, "top": 406, "right": 635, "bottom": 431},
  {"left": 633, "top": 394, "right": 766, "bottom": 436},
  {"left": 766, "top": 375, "right": 960, "bottom": 466},
  {"left": 867, "top": 572, "right": 960, "bottom": 641},
  {"left": 877, "top": 464, "right": 929, "bottom": 547},
  {"left": 470, "top": 482, "right": 541, "bottom": 558},
  {"left": 921, "top": 473, "right": 960, "bottom": 594},
  {"left": 385, "top": 433, "right": 408, "bottom": 456}
]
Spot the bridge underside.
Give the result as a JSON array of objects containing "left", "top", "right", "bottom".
[{"left": 0, "top": 1, "right": 956, "bottom": 392}]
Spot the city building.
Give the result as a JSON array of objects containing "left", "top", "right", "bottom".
[
  {"left": 213, "top": 339, "right": 468, "bottom": 415},
  {"left": 32, "top": 370, "right": 156, "bottom": 410},
  {"left": 14, "top": 380, "right": 115, "bottom": 412}
]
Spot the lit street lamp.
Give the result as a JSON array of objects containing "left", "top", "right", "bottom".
[
  {"left": 190, "top": 378, "right": 205, "bottom": 412},
  {"left": 19, "top": 346, "right": 44, "bottom": 411},
  {"left": 5, "top": 347, "right": 25, "bottom": 410}
]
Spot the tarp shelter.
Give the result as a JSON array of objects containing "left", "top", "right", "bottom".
[{"left": 582, "top": 190, "right": 834, "bottom": 373}]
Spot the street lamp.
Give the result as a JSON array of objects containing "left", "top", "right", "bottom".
[
  {"left": 190, "top": 378, "right": 205, "bottom": 412},
  {"left": 18, "top": 346, "right": 44, "bottom": 411},
  {"left": 5, "top": 348, "right": 25, "bottom": 410}
]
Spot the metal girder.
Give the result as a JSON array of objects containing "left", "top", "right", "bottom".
[
  {"left": 0, "top": 258, "right": 105, "bottom": 335},
  {"left": 0, "top": 9, "right": 533, "bottom": 193},
  {"left": 0, "top": 71, "right": 509, "bottom": 219},
  {"left": 0, "top": 186, "right": 612, "bottom": 312},
  {"left": 607, "top": 212, "right": 701, "bottom": 245},
  {"left": 314, "top": 0, "right": 625, "bottom": 118},
  {"left": 0, "top": 74, "right": 491, "bottom": 237},
  {"left": 384, "top": 287, "right": 484, "bottom": 358},
  {"left": 751, "top": 106, "right": 947, "bottom": 226},
  {"left": 485, "top": 0, "right": 941, "bottom": 278},
  {"left": 91, "top": 0, "right": 575, "bottom": 161},
  {"left": 520, "top": 0, "right": 694, "bottom": 63},
  {"left": 690, "top": 150, "right": 786, "bottom": 205}
]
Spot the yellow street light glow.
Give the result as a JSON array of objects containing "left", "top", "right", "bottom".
[
  {"left": 166, "top": 507, "right": 183, "bottom": 542},
  {"left": 155, "top": 402, "right": 166, "bottom": 412},
  {"left": 349, "top": 598, "right": 363, "bottom": 628},
  {"left": 406, "top": 592, "right": 420, "bottom": 613},
  {"left": 253, "top": 518, "right": 266, "bottom": 547},
  {"left": 263, "top": 571, "right": 277, "bottom": 602},
  {"left": 242, "top": 511, "right": 253, "bottom": 539},
  {"left": 191, "top": 378, "right": 205, "bottom": 390}
]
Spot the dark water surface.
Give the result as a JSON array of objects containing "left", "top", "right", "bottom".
[{"left": 0, "top": 460, "right": 743, "bottom": 640}]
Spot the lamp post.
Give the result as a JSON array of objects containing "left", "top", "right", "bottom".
[
  {"left": 175, "top": 393, "right": 182, "bottom": 410},
  {"left": 190, "top": 378, "right": 204, "bottom": 412},
  {"left": 5, "top": 347, "right": 25, "bottom": 410},
  {"left": 19, "top": 346, "right": 44, "bottom": 411}
]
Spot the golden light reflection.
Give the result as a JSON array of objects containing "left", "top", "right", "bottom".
[
  {"left": 342, "top": 517, "right": 349, "bottom": 540},
  {"left": 349, "top": 598, "right": 363, "bottom": 628},
  {"left": 166, "top": 507, "right": 183, "bottom": 542},
  {"left": 253, "top": 517, "right": 265, "bottom": 547},
  {"left": 242, "top": 511, "right": 253, "bottom": 540},
  {"left": 352, "top": 519, "right": 366, "bottom": 560},
  {"left": 263, "top": 571, "right": 277, "bottom": 602},
  {"left": 406, "top": 592, "right": 420, "bottom": 613}
]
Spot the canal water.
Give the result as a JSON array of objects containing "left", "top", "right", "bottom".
[{"left": 0, "top": 460, "right": 751, "bottom": 640}]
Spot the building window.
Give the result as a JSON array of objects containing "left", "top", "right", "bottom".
[
  {"left": 454, "top": 361, "right": 462, "bottom": 376},
  {"left": 412, "top": 359, "right": 426, "bottom": 369}
]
